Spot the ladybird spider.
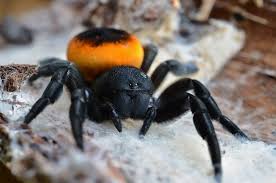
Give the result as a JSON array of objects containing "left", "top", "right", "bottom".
[{"left": 24, "top": 28, "right": 249, "bottom": 182}]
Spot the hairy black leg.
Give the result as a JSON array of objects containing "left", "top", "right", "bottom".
[
  {"left": 156, "top": 78, "right": 249, "bottom": 139},
  {"left": 25, "top": 61, "right": 89, "bottom": 150},
  {"left": 189, "top": 94, "right": 222, "bottom": 182},
  {"left": 139, "top": 107, "right": 156, "bottom": 136},
  {"left": 24, "top": 69, "right": 67, "bottom": 124},
  {"left": 151, "top": 60, "right": 198, "bottom": 90},
  {"left": 69, "top": 88, "right": 88, "bottom": 150},
  {"left": 141, "top": 44, "right": 158, "bottom": 73},
  {"left": 64, "top": 66, "right": 88, "bottom": 150},
  {"left": 155, "top": 89, "right": 222, "bottom": 182},
  {"left": 29, "top": 58, "right": 69, "bottom": 84},
  {"left": 191, "top": 79, "right": 249, "bottom": 139}
]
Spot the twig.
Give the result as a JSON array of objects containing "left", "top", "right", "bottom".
[
  {"left": 258, "top": 69, "right": 276, "bottom": 80},
  {"left": 193, "top": 0, "right": 216, "bottom": 21},
  {"left": 187, "top": 0, "right": 267, "bottom": 23},
  {"left": 216, "top": 1, "right": 269, "bottom": 25},
  {"left": 239, "top": 0, "right": 264, "bottom": 8}
]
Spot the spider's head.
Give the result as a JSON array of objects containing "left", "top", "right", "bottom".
[
  {"left": 94, "top": 66, "right": 154, "bottom": 118},
  {"left": 66, "top": 28, "right": 144, "bottom": 81},
  {"left": 94, "top": 66, "right": 154, "bottom": 97}
]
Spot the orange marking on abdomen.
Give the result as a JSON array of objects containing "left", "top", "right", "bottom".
[{"left": 67, "top": 34, "right": 144, "bottom": 81}]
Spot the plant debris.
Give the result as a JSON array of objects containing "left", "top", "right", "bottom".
[{"left": 0, "top": 64, "right": 36, "bottom": 92}]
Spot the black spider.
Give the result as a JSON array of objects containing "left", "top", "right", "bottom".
[{"left": 24, "top": 28, "right": 249, "bottom": 182}]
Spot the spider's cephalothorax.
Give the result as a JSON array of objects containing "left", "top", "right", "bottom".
[
  {"left": 24, "top": 28, "right": 249, "bottom": 183},
  {"left": 91, "top": 66, "right": 154, "bottom": 119}
]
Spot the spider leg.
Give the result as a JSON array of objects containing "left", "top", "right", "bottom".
[
  {"left": 24, "top": 68, "right": 67, "bottom": 124},
  {"left": 140, "top": 44, "right": 158, "bottom": 73},
  {"left": 151, "top": 60, "right": 198, "bottom": 90},
  {"left": 191, "top": 79, "right": 249, "bottom": 139},
  {"left": 189, "top": 94, "right": 222, "bottom": 182},
  {"left": 69, "top": 88, "right": 89, "bottom": 150},
  {"left": 39, "top": 57, "right": 68, "bottom": 66},
  {"left": 155, "top": 87, "right": 222, "bottom": 182},
  {"left": 25, "top": 62, "right": 89, "bottom": 150},
  {"left": 29, "top": 58, "right": 69, "bottom": 84},
  {"left": 156, "top": 78, "right": 249, "bottom": 139},
  {"left": 63, "top": 65, "right": 88, "bottom": 150}
]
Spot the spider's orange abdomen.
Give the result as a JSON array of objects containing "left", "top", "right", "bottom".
[{"left": 67, "top": 28, "right": 144, "bottom": 81}]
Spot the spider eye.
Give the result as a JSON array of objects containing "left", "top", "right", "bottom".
[{"left": 129, "top": 82, "right": 138, "bottom": 89}]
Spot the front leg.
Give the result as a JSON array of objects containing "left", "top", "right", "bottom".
[
  {"left": 24, "top": 68, "right": 67, "bottom": 124},
  {"left": 139, "top": 107, "right": 156, "bottom": 136},
  {"left": 25, "top": 60, "right": 89, "bottom": 150},
  {"left": 69, "top": 88, "right": 89, "bottom": 150}
]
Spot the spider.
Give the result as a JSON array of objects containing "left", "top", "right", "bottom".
[{"left": 24, "top": 28, "right": 249, "bottom": 182}]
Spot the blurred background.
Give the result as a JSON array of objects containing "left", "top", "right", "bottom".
[{"left": 0, "top": 0, "right": 50, "bottom": 18}]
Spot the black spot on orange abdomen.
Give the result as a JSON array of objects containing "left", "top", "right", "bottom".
[
  {"left": 76, "top": 28, "right": 130, "bottom": 46},
  {"left": 67, "top": 28, "right": 144, "bottom": 81}
]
